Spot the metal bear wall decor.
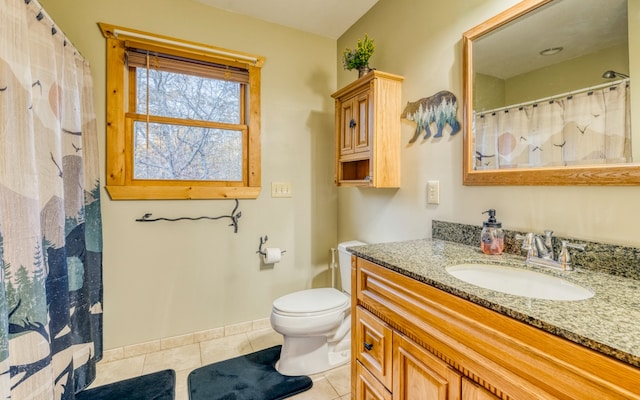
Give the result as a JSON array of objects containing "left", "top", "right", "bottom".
[{"left": 401, "top": 90, "right": 460, "bottom": 143}]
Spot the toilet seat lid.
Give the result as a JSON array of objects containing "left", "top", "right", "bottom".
[{"left": 273, "top": 288, "right": 348, "bottom": 316}]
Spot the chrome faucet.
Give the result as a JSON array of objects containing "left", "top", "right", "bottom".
[{"left": 516, "top": 230, "right": 585, "bottom": 271}]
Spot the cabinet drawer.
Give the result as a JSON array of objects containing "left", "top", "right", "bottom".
[
  {"left": 355, "top": 361, "right": 392, "bottom": 400},
  {"left": 355, "top": 306, "right": 393, "bottom": 390}
]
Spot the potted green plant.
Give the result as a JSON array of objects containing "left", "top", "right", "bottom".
[{"left": 342, "top": 34, "right": 375, "bottom": 77}]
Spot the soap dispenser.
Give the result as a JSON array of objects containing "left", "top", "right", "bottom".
[{"left": 481, "top": 209, "right": 505, "bottom": 255}]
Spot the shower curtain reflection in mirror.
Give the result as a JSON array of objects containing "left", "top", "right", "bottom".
[
  {"left": 473, "top": 80, "right": 631, "bottom": 170},
  {"left": 0, "top": 0, "right": 103, "bottom": 398}
]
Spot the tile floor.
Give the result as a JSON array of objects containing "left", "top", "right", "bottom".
[{"left": 88, "top": 324, "right": 351, "bottom": 400}]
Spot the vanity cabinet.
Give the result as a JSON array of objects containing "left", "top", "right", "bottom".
[
  {"left": 331, "top": 71, "right": 403, "bottom": 188},
  {"left": 393, "top": 332, "right": 461, "bottom": 400},
  {"left": 355, "top": 307, "right": 465, "bottom": 400},
  {"left": 351, "top": 256, "right": 640, "bottom": 400},
  {"left": 462, "top": 379, "right": 500, "bottom": 400}
]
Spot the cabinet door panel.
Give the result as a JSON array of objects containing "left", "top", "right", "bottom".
[
  {"left": 356, "top": 307, "right": 393, "bottom": 390},
  {"left": 393, "top": 333, "right": 461, "bottom": 400},
  {"left": 341, "top": 100, "right": 355, "bottom": 155},
  {"left": 461, "top": 378, "right": 500, "bottom": 400},
  {"left": 356, "top": 361, "right": 392, "bottom": 400},
  {"left": 354, "top": 90, "right": 371, "bottom": 153}
]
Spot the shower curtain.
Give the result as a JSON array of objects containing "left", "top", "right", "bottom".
[
  {"left": 1, "top": 0, "right": 103, "bottom": 399},
  {"left": 473, "top": 80, "right": 631, "bottom": 169}
]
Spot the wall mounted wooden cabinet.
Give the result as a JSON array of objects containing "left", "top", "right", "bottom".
[
  {"left": 352, "top": 256, "right": 640, "bottom": 399},
  {"left": 332, "top": 71, "right": 403, "bottom": 187}
]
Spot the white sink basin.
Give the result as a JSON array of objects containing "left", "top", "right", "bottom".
[{"left": 445, "top": 263, "right": 594, "bottom": 301}]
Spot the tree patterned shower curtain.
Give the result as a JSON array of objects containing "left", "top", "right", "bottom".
[
  {"left": 1, "top": 0, "right": 103, "bottom": 398},
  {"left": 473, "top": 80, "right": 631, "bottom": 169}
]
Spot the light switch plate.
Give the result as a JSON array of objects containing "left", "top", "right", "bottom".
[
  {"left": 427, "top": 180, "right": 440, "bottom": 205},
  {"left": 271, "top": 181, "right": 292, "bottom": 198}
]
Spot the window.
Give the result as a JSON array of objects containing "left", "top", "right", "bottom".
[{"left": 99, "top": 23, "right": 265, "bottom": 199}]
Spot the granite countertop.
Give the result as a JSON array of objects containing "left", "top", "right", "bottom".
[{"left": 349, "top": 239, "right": 640, "bottom": 368}]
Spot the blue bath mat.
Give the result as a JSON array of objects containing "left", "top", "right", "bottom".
[
  {"left": 76, "top": 369, "right": 175, "bottom": 400},
  {"left": 188, "top": 345, "right": 312, "bottom": 400}
]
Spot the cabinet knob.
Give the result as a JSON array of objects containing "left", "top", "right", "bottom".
[
  {"left": 363, "top": 342, "right": 373, "bottom": 351},
  {"left": 349, "top": 119, "right": 357, "bottom": 128}
]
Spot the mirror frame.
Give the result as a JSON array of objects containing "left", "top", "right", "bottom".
[{"left": 462, "top": 0, "right": 640, "bottom": 185}]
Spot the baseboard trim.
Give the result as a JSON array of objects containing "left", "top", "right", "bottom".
[{"left": 101, "top": 317, "right": 272, "bottom": 363}]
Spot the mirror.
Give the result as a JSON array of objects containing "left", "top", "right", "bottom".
[{"left": 462, "top": 0, "right": 640, "bottom": 185}]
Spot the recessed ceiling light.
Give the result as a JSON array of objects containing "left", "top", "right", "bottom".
[{"left": 539, "top": 47, "right": 563, "bottom": 56}]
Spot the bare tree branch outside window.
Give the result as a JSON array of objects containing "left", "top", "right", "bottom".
[{"left": 133, "top": 68, "right": 243, "bottom": 181}]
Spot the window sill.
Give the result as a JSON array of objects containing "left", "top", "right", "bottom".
[{"left": 105, "top": 185, "right": 261, "bottom": 200}]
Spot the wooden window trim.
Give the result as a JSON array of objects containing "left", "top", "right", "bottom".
[{"left": 99, "top": 22, "right": 264, "bottom": 200}]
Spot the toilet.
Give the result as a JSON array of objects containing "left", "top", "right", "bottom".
[{"left": 270, "top": 240, "right": 366, "bottom": 376}]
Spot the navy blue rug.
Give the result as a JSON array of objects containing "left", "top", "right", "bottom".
[
  {"left": 76, "top": 369, "right": 175, "bottom": 400},
  {"left": 188, "top": 345, "right": 312, "bottom": 400}
]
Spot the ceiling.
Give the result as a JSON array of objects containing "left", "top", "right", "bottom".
[
  {"left": 194, "top": 0, "right": 380, "bottom": 39},
  {"left": 192, "top": 0, "right": 628, "bottom": 76}
]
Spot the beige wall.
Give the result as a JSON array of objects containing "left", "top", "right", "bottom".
[
  {"left": 505, "top": 44, "right": 629, "bottom": 106},
  {"left": 474, "top": 73, "right": 505, "bottom": 111},
  {"left": 337, "top": 0, "right": 640, "bottom": 248},
  {"left": 40, "top": 0, "right": 338, "bottom": 349},
  {"left": 39, "top": 0, "right": 640, "bottom": 350},
  {"left": 629, "top": 0, "right": 640, "bottom": 159},
  {"left": 474, "top": 43, "right": 629, "bottom": 110}
]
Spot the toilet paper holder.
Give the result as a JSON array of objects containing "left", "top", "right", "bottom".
[{"left": 256, "top": 235, "right": 286, "bottom": 257}]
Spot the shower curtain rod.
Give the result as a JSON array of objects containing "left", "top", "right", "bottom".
[
  {"left": 25, "top": 0, "right": 82, "bottom": 55},
  {"left": 476, "top": 78, "right": 630, "bottom": 116}
]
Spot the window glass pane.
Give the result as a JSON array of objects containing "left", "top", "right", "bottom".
[
  {"left": 136, "top": 69, "right": 241, "bottom": 124},
  {"left": 133, "top": 121, "right": 243, "bottom": 181}
]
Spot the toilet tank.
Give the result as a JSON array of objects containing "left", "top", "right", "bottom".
[{"left": 337, "top": 240, "right": 366, "bottom": 294}]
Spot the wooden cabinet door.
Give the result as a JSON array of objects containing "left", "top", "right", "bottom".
[
  {"left": 339, "top": 88, "right": 371, "bottom": 157},
  {"left": 340, "top": 98, "right": 355, "bottom": 155},
  {"left": 461, "top": 378, "right": 500, "bottom": 400},
  {"left": 356, "top": 307, "right": 393, "bottom": 389},
  {"left": 393, "top": 333, "right": 461, "bottom": 400},
  {"left": 356, "top": 361, "right": 392, "bottom": 400},
  {"left": 353, "top": 89, "right": 371, "bottom": 153}
]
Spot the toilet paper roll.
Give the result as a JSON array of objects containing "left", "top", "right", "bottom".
[{"left": 263, "top": 248, "right": 282, "bottom": 264}]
